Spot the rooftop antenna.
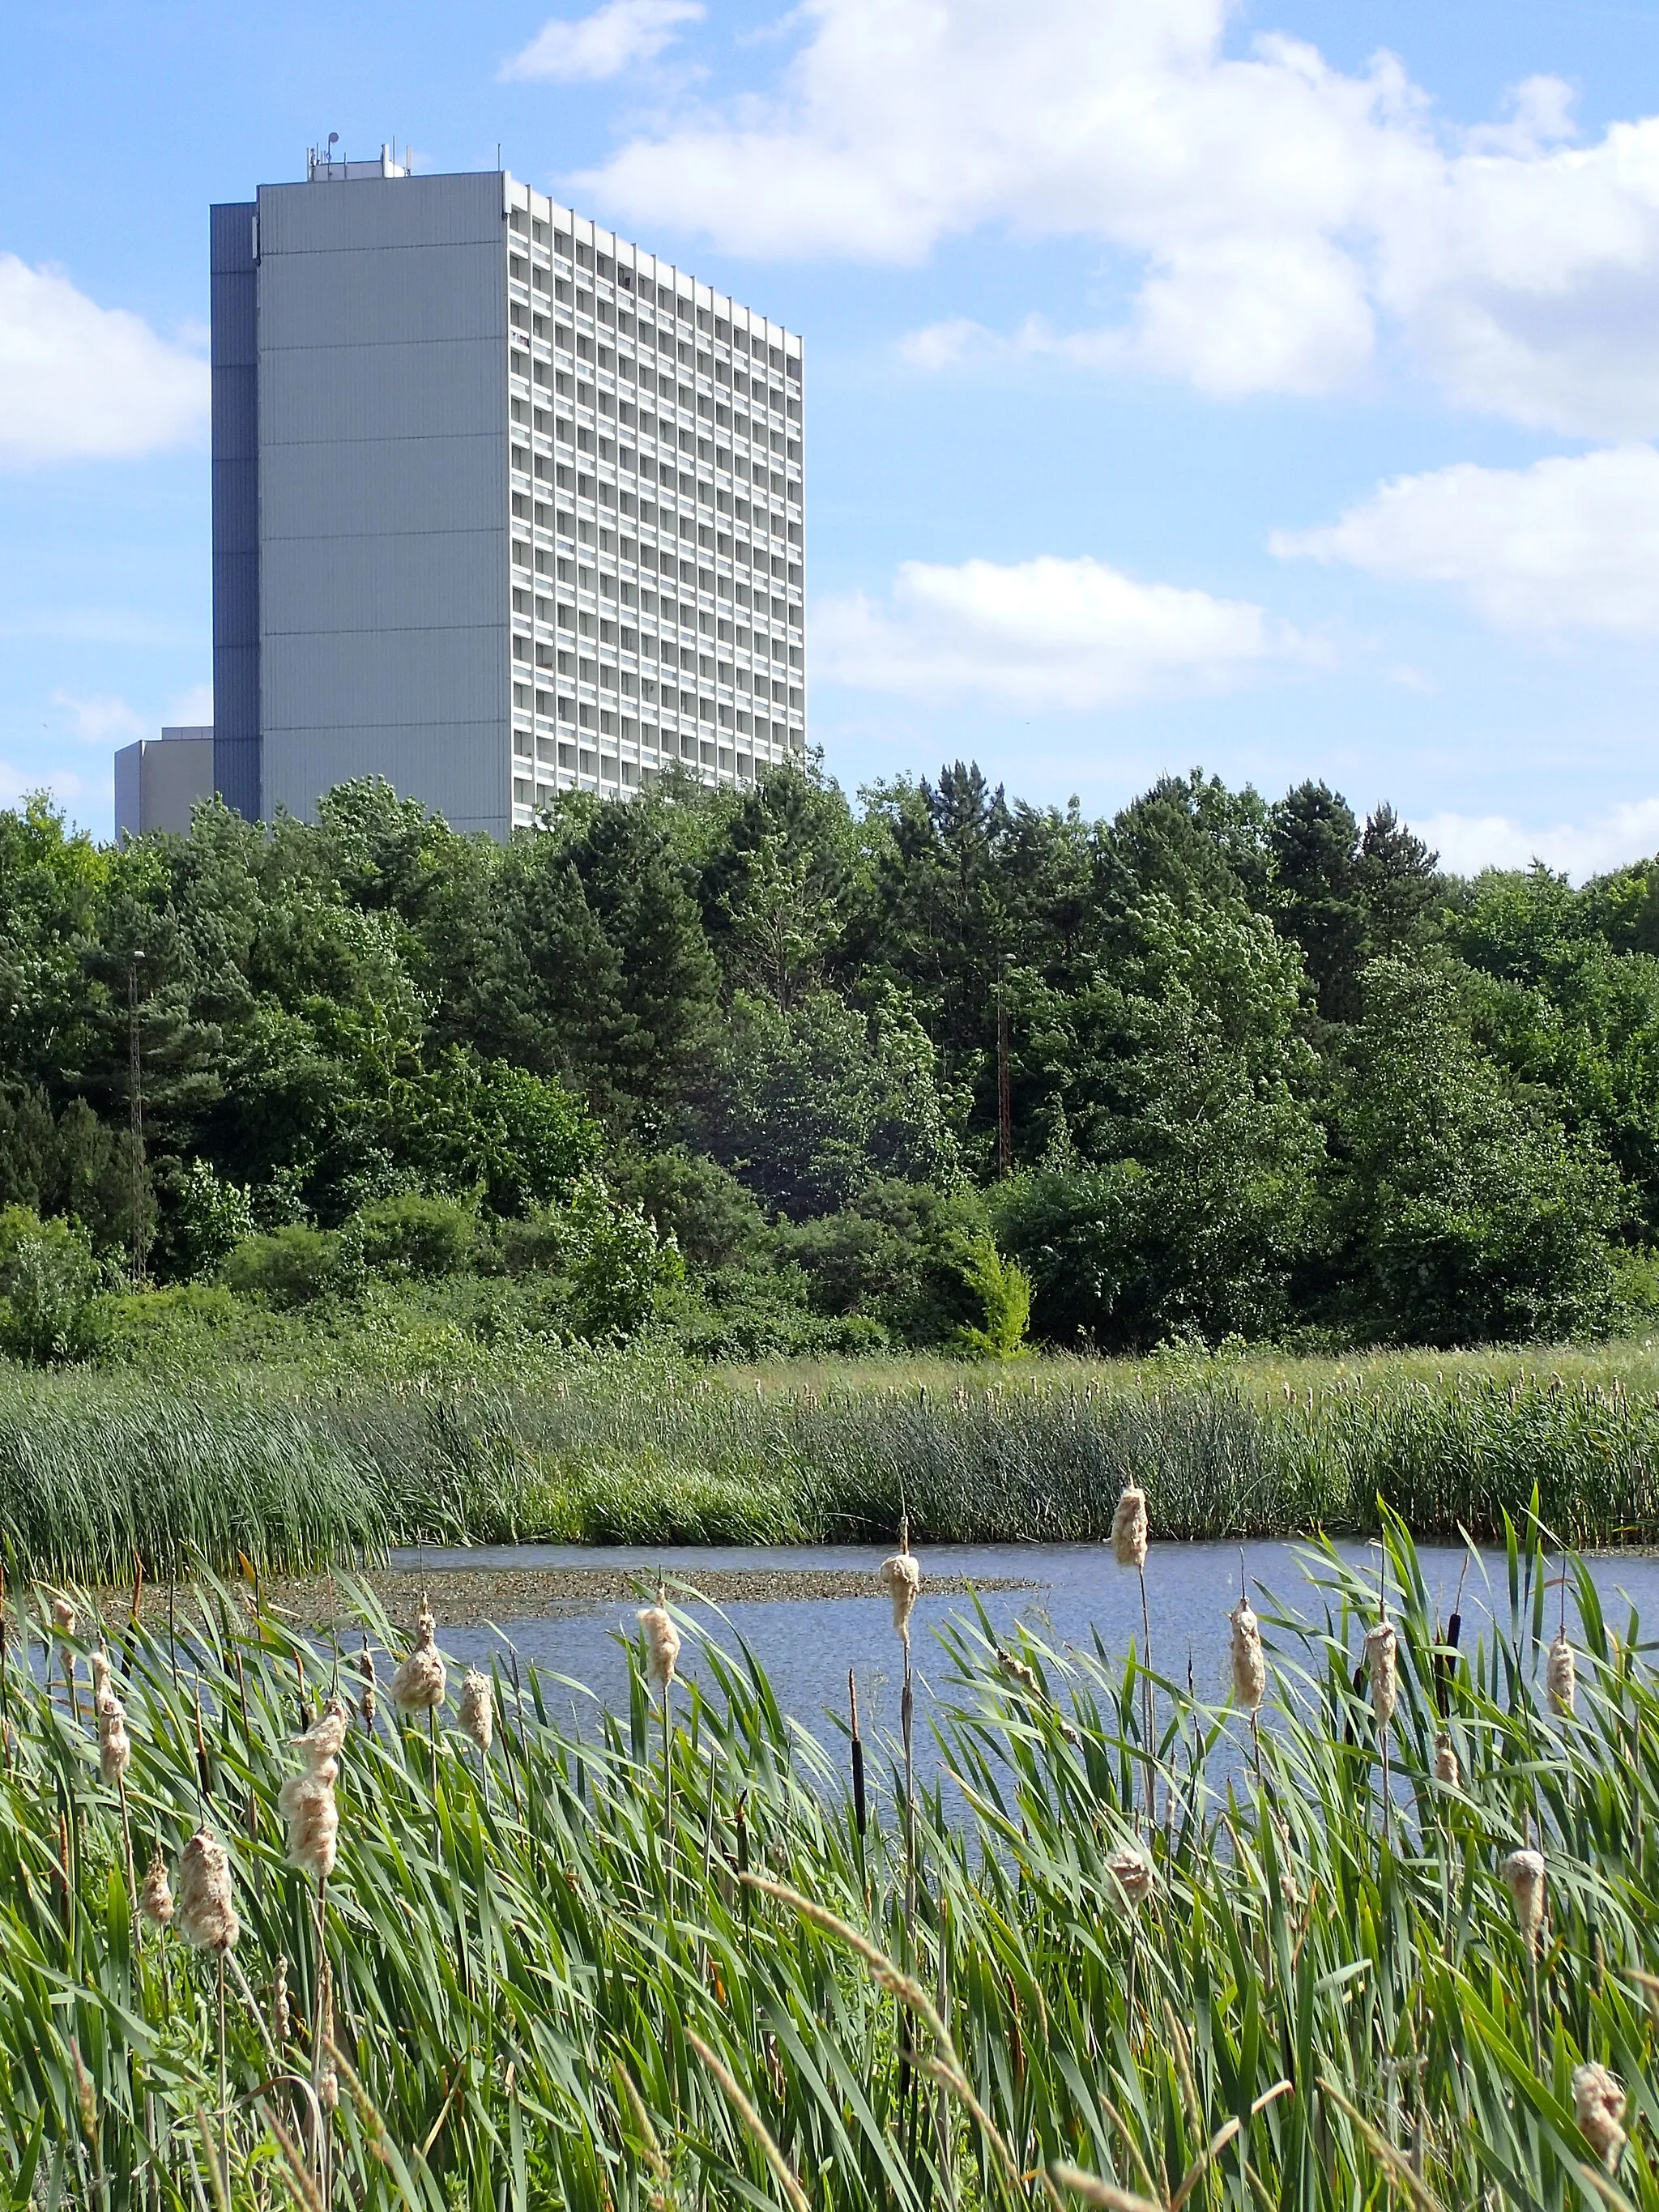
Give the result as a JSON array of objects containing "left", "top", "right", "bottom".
[{"left": 327, "top": 130, "right": 339, "bottom": 171}]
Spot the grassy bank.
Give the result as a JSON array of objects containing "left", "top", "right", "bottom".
[
  {"left": 7, "top": 1335, "right": 1659, "bottom": 1577},
  {"left": 3, "top": 1519, "right": 1657, "bottom": 2203}
]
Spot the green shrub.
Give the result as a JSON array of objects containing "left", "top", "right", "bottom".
[
  {"left": 224, "top": 1224, "right": 360, "bottom": 1308},
  {"left": 0, "top": 1207, "right": 102, "bottom": 1363},
  {"left": 353, "top": 1191, "right": 481, "bottom": 1278},
  {"left": 954, "top": 1234, "right": 1033, "bottom": 1359},
  {"left": 168, "top": 1157, "right": 257, "bottom": 1279}
]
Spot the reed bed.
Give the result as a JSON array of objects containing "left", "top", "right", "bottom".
[
  {"left": 3, "top": 1511, "right": 1658, "bottom": 2208},
  {"left": 10, "top": 1345, "right": 1659, "bottom": 1576}
]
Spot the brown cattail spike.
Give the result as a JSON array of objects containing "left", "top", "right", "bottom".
[
  {"left": 1111, "top": 1488, "right": 1148, "bottom": 1571},
  {"left": 1572, "top": 2061, "right": 1627, "bottom": 2172},
  {"left": 1546, "top": 1632, "right": 1576, "bottom": 1718}
]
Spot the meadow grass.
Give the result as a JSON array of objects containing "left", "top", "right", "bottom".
[
  {"left": 8, "top": 1335, "right": 1659, "bottom": 1577},
  {"left": 3, "top": 1511, "right": 1657, "bottom": 2207}
]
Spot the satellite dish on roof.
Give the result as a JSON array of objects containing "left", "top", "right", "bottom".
[{"left": 328, "top": 131, "right": 339, "bottom": 147}]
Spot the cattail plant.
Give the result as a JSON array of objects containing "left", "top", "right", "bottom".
[
  {"left": 1503, "top": 1844, "right": 1547, "bottom": 2063},
  {"left": 177, "top": 1828, "right": 238, "bottom": 2197},
  {"left": 1572, "top": 2061, "right": 1627, "bottom": 2172},
  {"left": 638, "top": 1589, "right": 681, "bottom": 1905},
  {"left": 92, "top": 1647, "right": 136, "bottom": 1912},
  {"left": 279, "top": 1696, "right": 347, "bottom": 2187},
  {"left": 1547, "top": 1631, "right": 1576, "bottom": 1718},
  {"left": 50, "top": 1594, "right": 78, "bottom": 1726},
  {"left": 1363, "top": 1611, "right": 1398, "bottom": 1839},
  {"left": 1111, "top": 1485, "right": 1155, "bottom": 1825},
  {"left": 355, "top": 1636, "right": 377, "bottom": 1732},
  {"left": 878, "top": 1523, "right": 922, "bottom": 1927},
  {"left": 1433, "top": 1734, "right": 1459, "bottom": 1788}
]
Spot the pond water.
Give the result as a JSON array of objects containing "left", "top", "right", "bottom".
[{"left": 391, "top": 1537, "right": 1659, "bottom": 1771}]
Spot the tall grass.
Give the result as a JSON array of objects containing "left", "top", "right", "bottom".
[
  {"left": 3, "top": 1513, "right": 1658, "bottom": 2206},
  {"left": 8, "top": 1341, "right": 1659, "bottom": 1576}
]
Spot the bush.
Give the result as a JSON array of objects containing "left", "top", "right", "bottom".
[
  {"left": 168, "top": 1158, "right": 257, "bottom": 1280},
  {"left": 954, "top": 1236, "right": 1033, "bottom": 1359},
  {"left": 498, "top": 1174, "right": 684, "bottom": 1337},
  {"left": 352, "top": 1192, "right": 480, "bottom": 1278},
  {"left": 0, "top": 1207, "right": 103, "bottom": 1363},
  {"left": 224, "top": 1225, "right": 360, "bottom": 1309},
  {"left": 608, "top": 1147, "right": 768, "bottom": 1268},
  {"left": 782, "top": 1178, "right": 991, "bottom": 1344}
]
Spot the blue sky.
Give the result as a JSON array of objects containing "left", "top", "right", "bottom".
[{"left": 7, "top": 0, "right": 1659, "bottom": 872}]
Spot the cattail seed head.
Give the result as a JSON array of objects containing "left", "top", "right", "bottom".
[
  {"left": 1364, "top": 1617, "right": 1398, "bottom": 1731},
  {"left": 1434, "top": 1733, "right": 1459, "bottom": 1788},
  {"left": 1229, "top": 1598, "right": 1266, "bottom": 1711},
  {"left": 390, "top": 1609, "right": 446, "bottom": 1715},
  {"left": 177, "top": 1829, "right": 239, "bottom": 1951},
  {"left": 1572, "top": 2061, "right": 1627, "bottom": 2171},
  {"left": 90, "top": 1649, "right": 111, "bottom": 1706},
  {"left": 638, "top": 1605, "right": 681, "bottom": 1695},
  {"left": 1111, "top": 1487, "right": 1149, "bottom": 1571},
  {"left": 458, "top": 1668, "right": 493, "bottom": 1754},
  {"left": 1502, "top": 1847, "right": 1546, "bottom": 1949},
  {"left": 97, "top": 1691, "right": 131, "bottom": 1789},
  {"left": 1107, "top": 1846, "right": 1154, "bottom": 1907},
  {"left": 292, "top": 1697, "right": 349, "bottom": 1767},
  {"left": 271, "top": 1955, "right": 292, "bottom": 2046},
  {"left": 878, "top": 1550, "right": 921, "bottom": 1645},
  {"left": 996, "top": 1647, "right": 1039, "bottom": 1696},
  {"left": 139, "top": 1851, "right": 173, "bottom": 1930},
  {"left": 278, "top": 1700, "right": 343, "bottom": 1881},
  {"left": 1547, "top": 1632, "right": 1576, "bottom": 1717},
  {"left": 319, "top": 2065, "right": 339, "bottom": 2114},
  {"left": 356, "top": 1639, "right": 377, "bottom": 1728},
  {"left": 50, "top": 1596, "right": 76, "bottom": 1637}
]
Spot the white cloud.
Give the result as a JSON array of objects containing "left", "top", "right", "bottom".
[
  {"left": 0, "top": 256, "right": 208, "bottom": 467},
  {"left": 814, "top": 553, "right": 1319, "bottom": 708},
  {"left": 503, "top": 0, "right": 702, "bottom": 82},
  {"left": 568, "top": 0, "right": 1659, "bottom": 433},
  {"left": 1415, "top": 797, "right": 1659, "bottom": 880},
  {"left": 1271, "top": 445, "right": 1659, "bottom": 635},
  {"left": 51, "top": 689, "right": 147, "bottom": 744}
]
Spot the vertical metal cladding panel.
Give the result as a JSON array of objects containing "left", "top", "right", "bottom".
[
  {"left": 256, "top": 173, "right": 510, "bottom": 834},
  {"left": 210, "top": 201, "right": 259, "bottom": 820}
]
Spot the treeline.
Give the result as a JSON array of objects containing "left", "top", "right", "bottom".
[{"left": 2, "top": 761, "right": 1657, "bottom": 1356}]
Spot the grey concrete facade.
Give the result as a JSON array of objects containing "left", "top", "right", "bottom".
[
  {"left": 209, "top": 156, "right": 806, "bottom": 841},
  {"left": 114, "top": 730, "right": 215, "bottom": 839}
]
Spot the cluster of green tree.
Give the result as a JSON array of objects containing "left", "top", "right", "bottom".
[{"left": 1, "top": 760, "right": 1655, "bottom": 1361}]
